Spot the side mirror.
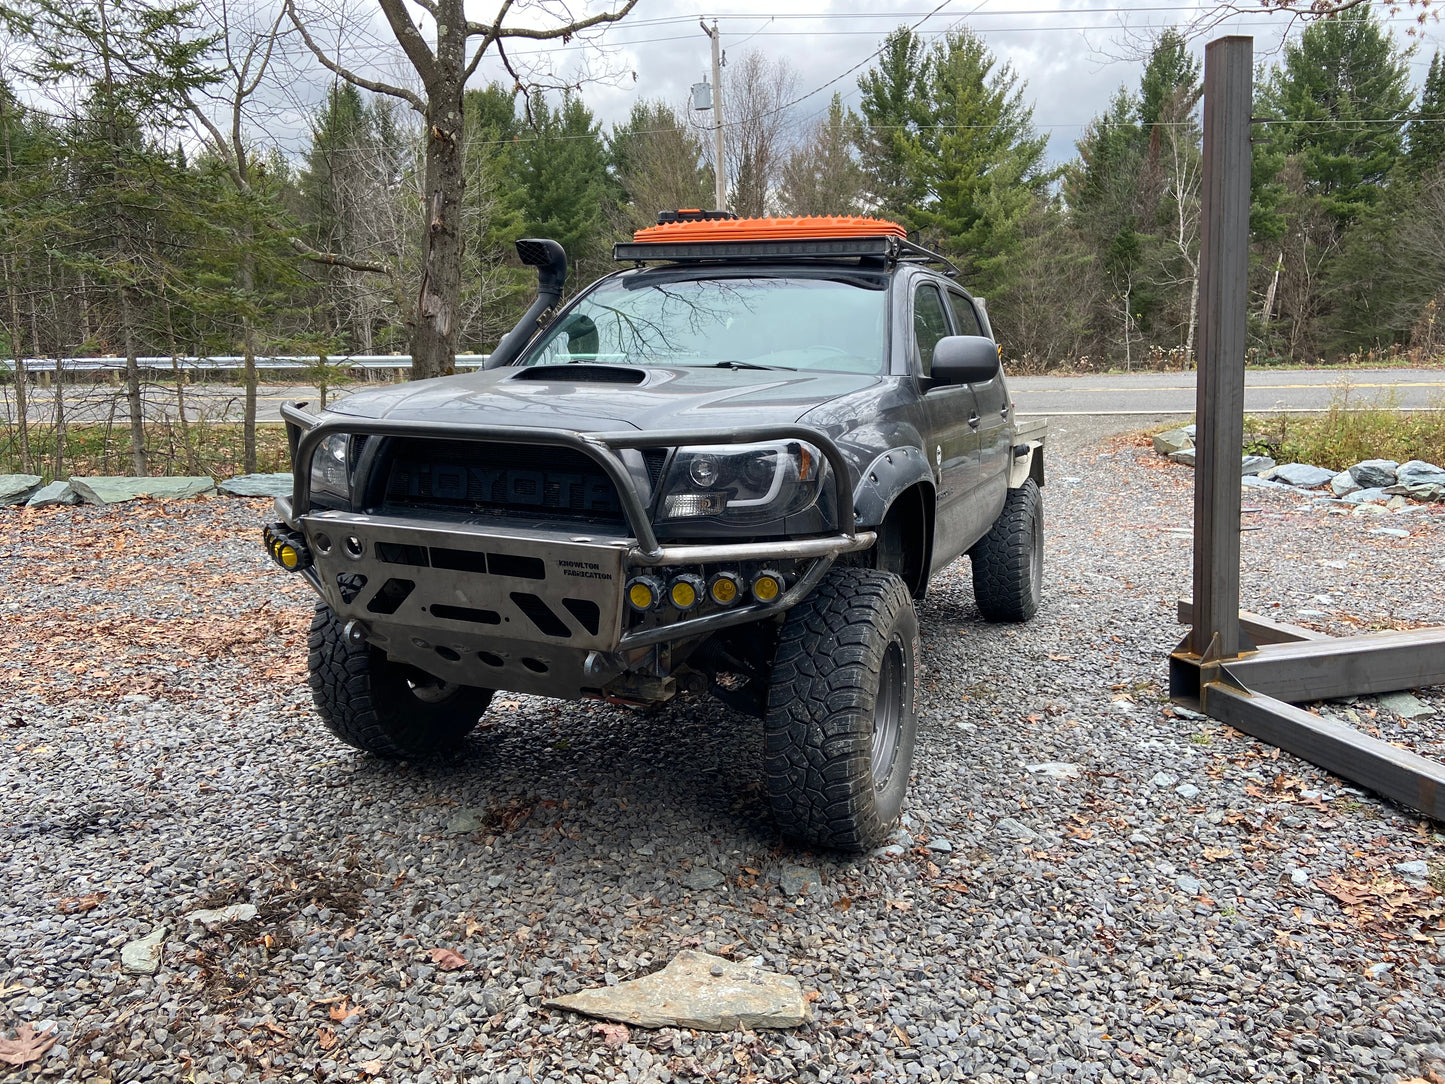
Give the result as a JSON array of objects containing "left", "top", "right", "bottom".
[{"left": 931, "top": 335, "right": 1000, "bottom": 385}]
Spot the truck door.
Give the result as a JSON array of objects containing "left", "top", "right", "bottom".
[
  {"left": 947, "top": 290, "right": 1009, "bottom": 525},
  {"left": 913, "top": 283, "right": 984, "bottom": 568}
]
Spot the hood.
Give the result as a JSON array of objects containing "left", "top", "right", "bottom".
[{"left": 325, "top": 364, "right": 883, "bottom": 434}]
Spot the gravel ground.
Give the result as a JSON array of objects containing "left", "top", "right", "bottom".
[{"left": 3, "top": 418, "right": 1444, "bottom": 1084}]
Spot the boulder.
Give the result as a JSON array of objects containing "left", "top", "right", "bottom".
[
  {"left": 219, "top": 473, "right": 294, "bottom": 498},
  {"left": 1271, "top": 463, "right": 1335, "bottom": 488},
  {"left": 0, "top": 473, "right": 43, "bottom": 506},
  {"left": 1183, "top": 424, "right": 1197, "bottom": 438},
  {"left": 1383, "top": 482, "right": 1445, "bottom": 503},
  {"left": 70, "top": 476, "right": 216, "bottom": 504},
  {"left": 25, "top": 481, "right": 79, "bottom": 508},
  {"left": 1329, "top": 471, "right": 1362, "bottom": 497},
  {"left": 1167, "top": 448, "right": 1196, "bottom": 467},
  {"left": 1242, "top": 475, "right": 1291, "bottom": 490},
  {"left": 1350, "top": 502, "right": 1390, "bottom": 517},
  {"left": 1395, "top": 460, "right": 1445, "bottom": 488},
  {"left": 1153, "top": 428, "right": 1193, "bottom": 456},
  {"left": 545, "top": 950, "right": 808, "bottom": 1031},
  {"left": 1240, "top": 455, "right": 1276, "bottom": 475},
  {"left": 1349, "top": 459, "right": 1399, "bottom": 488}
]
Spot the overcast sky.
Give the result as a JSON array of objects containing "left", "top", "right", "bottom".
[{"left": 462, "top": 0, "right": 1445, "bottom": 166}]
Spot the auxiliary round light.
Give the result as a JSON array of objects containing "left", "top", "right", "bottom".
[
  {"left": 751, "top": 570, "right": 784, "bottom": 603},
  {"left": 626, "top": 576, "right": 664, "bottom": 612},
  {"left": 668, "top": 574, "right": 705, "bottom": 611},
  {"left": 278, "top": 544, "right": 301, "bottom": 570},
  {"left": 708, "top": 572, "right": 742, "bottom": 606}
]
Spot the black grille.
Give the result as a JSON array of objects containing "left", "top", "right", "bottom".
[{"left": 378, "top": 439, "right": 624, "bottom": 523}]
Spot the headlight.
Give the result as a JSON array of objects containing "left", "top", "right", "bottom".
[
  {"left": 657, "top": 441, "right": 829, "bottom": 525},
  {"left": 309, "top": 433, "right": 353, "bottom": 507}
]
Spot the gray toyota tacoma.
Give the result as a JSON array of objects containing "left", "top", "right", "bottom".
[{"left": 263, "top": 212, "right": 1045, "bottom": 852}]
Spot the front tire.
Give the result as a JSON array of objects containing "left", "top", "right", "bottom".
[
  {"left": 971, "top": 479, "right": 1043, "bottom": 622},
  {"left": 307, "top": 604, "right": 493, "bottom": 758},
  {"left": 763, "top": 568, "right": 919, "bottom": 852}
]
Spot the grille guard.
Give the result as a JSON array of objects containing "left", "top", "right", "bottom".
[{"left": 279, "top": 402, "right": 868, "bottom": 562}]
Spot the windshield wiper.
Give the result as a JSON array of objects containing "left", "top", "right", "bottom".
[{"left": 710, "top": 360, "right": 796, "bottom": 372}]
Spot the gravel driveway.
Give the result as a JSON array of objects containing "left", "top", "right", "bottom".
[{"left": 3, "top": 420, "right": 1444, "bottom": 1084}]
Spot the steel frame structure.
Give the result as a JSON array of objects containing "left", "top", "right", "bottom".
[{"left": 1169, "top": 36, "right": 1445, "bottom": 822}]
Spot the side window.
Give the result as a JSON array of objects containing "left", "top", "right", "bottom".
[
  {"left": 946, "top": 292, "right": 983, "bottom": 337},
  {"left": 913, "top": 285, "right": 951, "bottom": 377}
]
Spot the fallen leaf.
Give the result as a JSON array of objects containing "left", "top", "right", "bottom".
[
  {"left": 56, "top": 892, "right": 106, "bottom": 914},
  {"left": 317, "top": 1026, "right": 338, "bottom": 1051},
  {"left": 328, "top": 998, "right": 364, "bottom": 1023},
  {"left": 357, "top": 1058, "right": 384, "bottom": 1075},
  {"left": 592, "top": 1022, "right": 629, "bottom": 1048},
  {"left": 1203, "top": 847, "right": 1233, "bottom": 861},
  {"left": 0, "top": 1024, "right": 57, "bottom": 1067},
  {"left": 834, "top": 896, "right": 852, "bottom": 912},
  {"left": 430, "top": 946, "right": 469, "bottom": 971}
]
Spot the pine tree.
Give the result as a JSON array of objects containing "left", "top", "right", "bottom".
[
  {"left": 854, "top": 27, "right": 931, "bottom": 220},
  {"left": 1409, "top": 50, "right": 1445, "bottom": 174},
  {"left": 609, "top": 99, "right": 711, "bottom": 232},
  {"left": 516, "top": 94, "right": 610, "bottom": 286}
]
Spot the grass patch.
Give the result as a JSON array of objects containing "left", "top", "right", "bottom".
[
  {"left": 1244, "top": 394, "right": 1445, "bottom": 471},
  {"left": 0, "top": 422, "right": 291, "bottom": 481}
]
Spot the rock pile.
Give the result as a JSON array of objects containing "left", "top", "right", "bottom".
[
  {"left": 0, "top": 473, "right": 293, "bottom": 508},
  {"left": 1154, "top": 426, "right": 1445, "bottom": 512}
]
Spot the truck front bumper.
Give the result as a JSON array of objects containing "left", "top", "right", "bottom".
[{"left": 270, "top": 406, "right": 875, "bottom": 699}]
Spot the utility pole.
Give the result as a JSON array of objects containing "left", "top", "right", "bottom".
[{"left": 701, "top": 19, "right": 726, "bottom": 211}]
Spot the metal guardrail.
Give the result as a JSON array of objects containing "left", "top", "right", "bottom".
[{"left": 0, "top": 354, "right": 490, "bottom": 374}]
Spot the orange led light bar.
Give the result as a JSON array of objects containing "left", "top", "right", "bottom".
[{"left": 633, "top": 214, "right": 908, "bottom": 244}]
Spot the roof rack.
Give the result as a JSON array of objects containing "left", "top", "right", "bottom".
[{"left": 613, "top": 213, "right": 961, "bottom": 277}]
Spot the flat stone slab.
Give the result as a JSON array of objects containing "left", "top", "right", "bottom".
[
  {"left": 1240, "top": 455, "right": 1276, "bottom": 475},
  {"left": 0, "top": 474, "right": 43, "bottom": 506},
  {"left": 1167, "top": 449, "right": 1195, "bottom": 467},
  {"left": 219, "top": 473, "right": 294, "bottom": 498},
  {"left": 25, "top": 481, "right": 79, "bottom": 507},
  {"left": 545, "top": 950, "right": 807, "bottom": 1031},
  {"left": 1271, "top": 463, "right": 1335, "bottom": 488},
  {"left": 1329, "top": 471, "right": 1362, "bottom": 497},
  {"left": 1377, "top": 691, "right": 1435, "bottom": 719},
  {"left": 186, "top": 904, "right": 258, "bottom": 927},
  {"left": 121, "top": 927, "right": 168, "bottom": 975},
  {"left": 70, "top": 476, "right": 216, "bottom": 504},
  {"left": 1384, "top": 482, "right": 1445, "bottom": 503}
]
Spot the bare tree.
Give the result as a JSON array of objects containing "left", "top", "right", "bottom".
[
  {"left": 715, "top": 49, "right": 796, "bottom": 218},
  {"left": 286, "top": 0, "right": 637, "bottom": 380}
]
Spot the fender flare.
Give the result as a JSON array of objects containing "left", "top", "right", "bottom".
[{"left": 852, "top": 446, "right": 935, "bottom": 527}]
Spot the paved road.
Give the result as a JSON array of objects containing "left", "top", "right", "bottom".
[
  {"left": 5, "top": 367, "right": 1443, "bottom": 425},
  {"left": 1009, "top": 367, "right": 1445, "bottom": 416}
]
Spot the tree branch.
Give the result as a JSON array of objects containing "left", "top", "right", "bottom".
[
  {"left": 284, "top": 0, "right": 426, "bottom": 113},
  {"left": 462, "top": 0, "right": 513, "bottom": 84},
  {"left": 376, "top": 0, "right": 438, "bottom": 90},
  {"left": 465, "top": 0, "right": 639, "bottom": 43},
  {"left": 287, "top": 236, "right": 390, "bottom": 275}
]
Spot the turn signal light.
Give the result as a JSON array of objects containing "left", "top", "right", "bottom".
[{"left": 751, "top": 570, "right": 784, "bottom": 603}]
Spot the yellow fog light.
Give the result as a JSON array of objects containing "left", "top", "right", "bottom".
[
  {"left": 668, "top": 574, "right": 705, "bottom": 611},
  {"left": 708, "top": 572, "right": 742, "bottom": 606},
  {"left": 626, "top": 576, "right": 663, "bottom": 612},
  {"left": 751, "top": 570, "right": 783, "bottom": 603},
  {"left": 278, "top": 544, "right": 301, "bottom": 570}
]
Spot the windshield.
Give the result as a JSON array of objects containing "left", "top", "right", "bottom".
[{"left": 520, "top": 274, "right": 888, "bottom": 373}]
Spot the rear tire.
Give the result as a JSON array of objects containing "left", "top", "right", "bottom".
[
  {"left": 971, "top": 479, "right": 1043, "bottom": 622},
  {"left": 307, "top": 604, "right": 493, "bottom": 758},
  {"left": 763, "top": 568, "right": 919, "bottom": 853}
]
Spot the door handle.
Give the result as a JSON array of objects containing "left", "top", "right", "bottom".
[
  {"left": 967, "top": 412, "right": 980, "bottom": 428},
  {"left": 999, "top": 404, "right": 1010, "bottom": 416}
]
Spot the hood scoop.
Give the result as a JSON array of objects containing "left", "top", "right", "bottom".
[{"left": 510, "top": 364, "right": 647, "bottom": 385}]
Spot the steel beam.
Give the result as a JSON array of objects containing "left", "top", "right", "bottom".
[
  {"left": 1203, "top": 680, "right": 1445, "bottom": 820},
  {"left": 1220, "top": 627, "right": 1445, "bottom": 701},
  {"left": 1190, "top": 36, "right": 1254, "bottom": 660},
  {"left": 1176, "top": 599, "right": 1329, "bottom": 645}
]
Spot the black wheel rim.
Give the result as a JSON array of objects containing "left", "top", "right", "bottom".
[{"left": 872, "top": 638, "right": 905, "bottom": 789}]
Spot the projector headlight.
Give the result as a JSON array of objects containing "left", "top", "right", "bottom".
[
  {"left": 309, "top": 433, "right": 353, "bottom": 508},
  {"left": 657, "top": 440, "right": 828, "bottom": 525}
]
